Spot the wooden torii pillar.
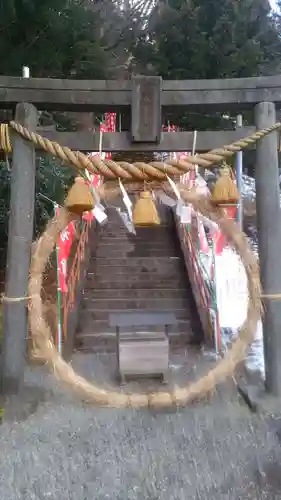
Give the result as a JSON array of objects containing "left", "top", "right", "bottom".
[
  {"left": 255, "top": 101, "right": 281, "bottom": 397},
  {"left": 0, "top": 103, "right": 37, "bottom": 394}
]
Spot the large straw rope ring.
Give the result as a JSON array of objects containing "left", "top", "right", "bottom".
[{"left": 28, "top": 188, "right": 262, "bottom": 408}]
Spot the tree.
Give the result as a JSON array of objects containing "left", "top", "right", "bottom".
[
  {"left": 131, "top": 0, "right": 281, "bottom": 128},
  {"left": 0, "top": 0, "right": 111, "bottom": 256},
  {"left": 133, "top": 0, "right": 281, "bottom": 78},
  {"left": 0, "top": 0, "right": 109, "bottom": 78},
  {"left": 0, "top": 155, "right": 74, "bottom": 265}
]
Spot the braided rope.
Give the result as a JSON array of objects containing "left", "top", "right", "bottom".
[
  {"left": 28, "top": 189, "right": 262, "bottom": 408},
  {"left": 3, "top": 121, "right": 280, "bottom": 180},
  {"left": 0, "top": 124, "right": 12, "bottom": 153}
]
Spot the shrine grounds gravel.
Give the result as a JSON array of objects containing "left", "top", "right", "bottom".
[{"left": 1, "top": 352, "right": 281, "bottom": 499}]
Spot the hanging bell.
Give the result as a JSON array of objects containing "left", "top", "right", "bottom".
[
  {"left": 211, "top": 163, "right": 240, "bottom": 206},
  {"left": 132, "top": 191, "right": 160, "bottom": 226},
  {"left": 64, "top": 176, "right": 95, "bottom": 216}
]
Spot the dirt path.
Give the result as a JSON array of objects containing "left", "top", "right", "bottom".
[{"left": 1, "top": 352, "right": 281, "bottom": 499}]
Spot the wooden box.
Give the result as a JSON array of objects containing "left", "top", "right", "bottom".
[
  {"left": 109, "top": 311, "right": 176, "bottom": 385},
  {"left": 117, "top": 330, "right": 169, "bottom": 383}
]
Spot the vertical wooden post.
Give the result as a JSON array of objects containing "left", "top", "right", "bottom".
[
  {"left": 254, "top": 101, "right": 281, "bottom": 396},
  {"left": 1, "top": 102, "right": 37, "bottom": 394}
]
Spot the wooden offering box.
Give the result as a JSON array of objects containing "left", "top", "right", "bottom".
[{"left": 109, "top": 311, "right": 177, "bottom": 384}]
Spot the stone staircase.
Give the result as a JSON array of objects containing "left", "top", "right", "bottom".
[{"left": 75, "top": 207, "right": 203, "bottom": 352}]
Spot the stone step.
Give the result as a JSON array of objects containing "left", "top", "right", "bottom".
[
  {"left": 74, "top": 208, "right": 204, "bottom": 353},
  {"left": 79, "top": 308, "right": 192, "bottom": 322},
  {"left": 88, "top": 268, "right": 187, "bottom": 281},
  {"left": 99, "top": 227, "right": 175, "bottom": 239},
  {"left": 99, "top": 223, "right": 175, "bottom": 232},
  {"left": 85, "top": 274, "right": 186, "bottom": 289},
  {"left": 75, "top": 325, "right": 196, "bottom": 352},
  {"left": 95, "top": 247, "right": 179, "bottom": 258},
  {"left": 105, "top": 206, "right": 172, "bottom": 219},
  {"left": 86, "top": 288, "right": 189, "bottom": 299},
  {"left": 87, "top": 256, "right": 185, "bottom": 273},
  {"left": 97, "top": 236, "right": 177, "bottom": 244},
  {"left": 97, "top": 240, "right": 179, "bottom": 251},
  {"left": 76, "top": 319, "right": 192, "bottom": 336},
  {"left": 98, "top": 233, "right": 177, "bottom": 243},
  {"left": 100, "top": 221, "right": 172, "bottom": 228},
  {"left": 81, "top": 296, "right": 190, "bottom": 310},
  {"left": 75, "top": 338, "right": 196, "bottom": 353},
  {"left": 100, "top": 221, "right": 171, "bottom": 229}
]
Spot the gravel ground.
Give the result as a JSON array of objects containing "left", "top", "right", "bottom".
[{"left": 1, "top": 352, "right": 281, "bottom": 499}]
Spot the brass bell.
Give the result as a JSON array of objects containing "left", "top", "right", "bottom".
[
  {"left": 132, "top": 191, "right": 160, "bottom": 226},
  {"left": 64, "top": 176, "right": 95, "bottom": 216}
]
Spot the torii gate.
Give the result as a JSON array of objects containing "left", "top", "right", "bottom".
[{"left": 0, "top": 74, "right": 280, "bottom": 402}]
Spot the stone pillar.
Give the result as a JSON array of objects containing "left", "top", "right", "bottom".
[
  {"left": 254, "top": 101, "right": 281, "bottom": 396},
  {"left": 1, "top": 103, "right": 37, "bottom": 394}
]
